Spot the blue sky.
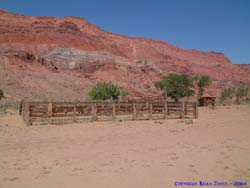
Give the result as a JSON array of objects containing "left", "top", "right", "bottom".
[{"left": 0, "top": 0, "right": 250, "bottom": 64}]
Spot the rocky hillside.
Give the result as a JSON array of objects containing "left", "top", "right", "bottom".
[
  {"left": 0, "top": 9, "right": 249, "bottom": 101},
  {"left": 236, "top": 64, "right": 250, "bottom": 76}
]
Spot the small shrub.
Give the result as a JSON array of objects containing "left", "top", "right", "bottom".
[
  {"left": 244, "top": 97, "right": 250, "bottom": 104},
  {"left": 235, "top": 84, "right": 250, "bottom": 104},
  {"left": 89, "top": 82, "right": 127, "bottom": 101},
  {"left": 0, "top": 101, "right": 20, "bottom": 114},
  {"left": 220, "top": 88, "right": 235, "bottom": 101}
]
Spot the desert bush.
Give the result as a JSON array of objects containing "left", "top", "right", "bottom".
[
  {"left": 220, "top": 88, "right": 235, "bottom": 102},
  {"left": 220, "top": 84, "right": 250, "bottom": 104},
  {"left": 243, "top": 97, "right": 250, "bottom": 104},
  {"left": 155, "top": 73, "right": 194, "bottom": 102},
  {"left": 0, "top": 101, "right": 20, "bottom": 114},
  {"left": 89, "top": 82, "right": 128, "bottom": 101},
  {"left": 235, "top": 84, "right": 250, "bottom": 104}
]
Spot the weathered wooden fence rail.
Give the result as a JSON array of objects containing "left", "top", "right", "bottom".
[{"left": 21, "top": 100, "right": 198, "bottom": 125}]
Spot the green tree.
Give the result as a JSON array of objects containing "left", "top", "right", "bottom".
[
  {"left": 235, "top": 84, "right": 250, "bottom": 104},
  {"left": 155, "top": 73, "right": 195, "bottom": 102},
  {"left": 89, "top": 82, "right": 127, "bottom": 101},
  {"left": 0, "top": 88, "right": 3, "bottom": 100},
  {"left": 197, "top": 75, "right": 212, "bottom": 98}
]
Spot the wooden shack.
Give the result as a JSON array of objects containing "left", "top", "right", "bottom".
[{"left": 199, "top": 94, "right": 216, "bottom": 109}]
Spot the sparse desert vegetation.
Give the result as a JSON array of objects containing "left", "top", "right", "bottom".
[{"left": 220, "top": 84, "right": 250, "bottom": 105}]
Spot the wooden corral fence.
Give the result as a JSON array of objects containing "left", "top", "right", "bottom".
[{"left": 21, "top": 100, "right": 198, "bottom": 125}]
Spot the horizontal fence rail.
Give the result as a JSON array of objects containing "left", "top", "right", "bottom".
[{"left": 21, "top": 100, "right": 198, "bottom": 125}]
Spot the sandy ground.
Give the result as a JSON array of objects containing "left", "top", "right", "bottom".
[{"left": 0, "top": 105, "right": 250, "bottom": 188}]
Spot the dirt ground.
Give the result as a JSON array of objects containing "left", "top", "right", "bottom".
[{"left": 0, "top": 105, "right": 250, "bottom": 188}]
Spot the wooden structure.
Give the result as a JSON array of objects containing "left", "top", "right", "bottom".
[
  {"left": 199, "top": 94, "right": 216, "bottom": 109},
  {"left": 21, "top": 100, "right": 198, "bottom": 126}
]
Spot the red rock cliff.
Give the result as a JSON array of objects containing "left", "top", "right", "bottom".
[{"left": 0, "top": 10, "right": 249, "bottom": 100}]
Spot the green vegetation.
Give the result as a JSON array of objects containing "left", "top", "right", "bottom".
[
  {"left": 155, "top": 73, "right": 195, "bottom": 102},
  {"left": 244, "top": 97, "right": 250, "bottom": 104},
  {"left": 0, "top": 88, "right": 3, "bottom": 100},
  {"left": 0, "top": 101, "right": 20, "bottom": 114},
  {"left": 235, "top": 84, "right": 250, "bottom": 104},
  {"left": 220, "top": 88, "right": 235, "bottom": 101},
  {"left": 220, "top": 84, "right": 250, "bottom": 104},
  {"left": 197, "top": 75, "right": 212, "bottom": 98},
  {"left": 89, "top": 82, "right": 128, "bottom": 101}
]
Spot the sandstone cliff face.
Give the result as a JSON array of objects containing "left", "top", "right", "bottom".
[
  {"left": 0, "top": 9, "right": 249, "bottom": 100},
  {"left": 236, "top": 64, "right": 250, "bottom": 76}
]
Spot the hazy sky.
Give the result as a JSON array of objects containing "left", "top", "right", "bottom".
[{"left": 1, "top": 0, "right": 250, "bottom": 64}]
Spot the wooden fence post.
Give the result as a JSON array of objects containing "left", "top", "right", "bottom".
[
  {"left": 27, "top": 102, "right": 31, "bottom": 126},
  {"left": 91, "top": 103, "right": 97, "bottom": 121},
  {"left": 193, "top": 102, "right": 198, "bottom": 119},
  {"left": 181, "top": 101, "right": 185, "bottom": 118},
  {"left": 19, "top": 100, "right": 24, "bottom": 115},
  {"left": 133, "top": 103, "right": 137, "bottom": 120},
  {"left": 164, "top": 101, "right": 168, "bottom": 119},
  {"left": 196, "top": 103, "right": 198, "bottom": 119},
  {"left": 73, "top": 103, "right": 76, "bottom": 123},
  {"left": 48, "top": 103, "right": 53, "bottom": 124},
  {"left": 184, "top": 102, "right": 187, "bottom": 115},
  {"left": 212, "top": 99, "right": 215, "bottom": 110},
  {"left": 149, "top": 102, "right": 153, "bottom": 120},
  {"left": 112, "top": 102, "right": 116, "bottom": 119}
]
